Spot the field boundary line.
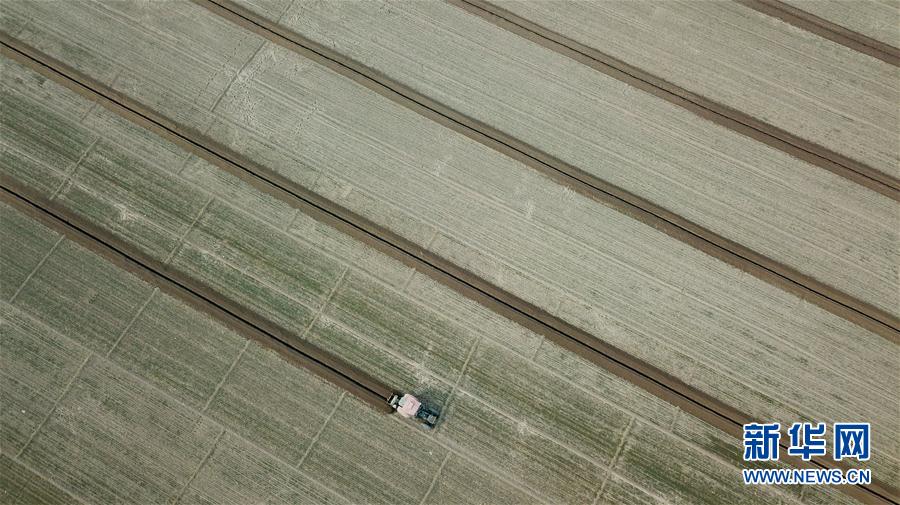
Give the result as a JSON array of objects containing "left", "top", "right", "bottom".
[
  {"left": 593, "top": 417, "right": 636, "bottom": 505},
  {"left": 16, "top": 354, "right": 92, "bottom": 458},
  {"left": 172, "top": 427, "right": 225, "bottom": 505},
  {"left": 202, "top": 339, "right": 250, "bottom": 413},
  {"left": 419, "top": 451, "right": 451, "bottom": 505},
  {"left": 107, "top": 287, "right": 157, "bottom": 357},
  {"left": 296, "top": 391, "right": 345, "bottom": 469},
  {"left": 49, "top": 137, "right": 99, "bottom": 201},
  {"left": 164, "top": 195, "right": 214, "bottom": 265},
  {"left": 8, "top": 234, "right": 63, "bottom": 303}
]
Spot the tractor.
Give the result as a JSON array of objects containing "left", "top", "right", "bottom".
[{"left": 388, "top": 393, "right": 439, "bottom": 429}]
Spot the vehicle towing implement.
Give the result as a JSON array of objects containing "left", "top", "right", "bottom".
[{"left": 388, "top": 393, "right": 439, "bottom": 429}]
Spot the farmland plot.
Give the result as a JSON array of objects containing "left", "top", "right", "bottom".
[
  {"left": 0, "top": 56, "right": 825, "bottom": 503},
  {"left": 489, "top": 0, "right": 900, "bottom": 175},
  {"left": 3, "top": 0, "right": 896, "bottom": 482},
  {"left": 256, "top": 0, "right": 899, "bottom": 313}
]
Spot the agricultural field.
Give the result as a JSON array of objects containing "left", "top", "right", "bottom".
[{"left": 1, "top": 1, "right": 897, "bottom": 504}]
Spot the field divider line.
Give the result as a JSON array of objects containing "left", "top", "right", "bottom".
[
  {"left": 164, "top": 195, "right": 214, "bottom": 265},
  {"left": 202, "top": 339, "right": 250, "bottom": 414},
  {"left": 49, "top": 137, "right": 100, "bottom": 201},
  {"left": 593, "top": 416, "right": 637, "bottom": 505},
  {"left": 16, "top": 353, "right": 92, "bottom": 459},
  {"left": 195, "top": 0, "right": 899, "bottom": 343},
  {"left": 2, "top": 35, "right": 894, "bottom": 504},
  {"left": 281, "top": 208, "right": 300, "bottom": 232},
  {"left": 441, "top": 446, "right": 550, "bottom": 504},
  {"left": 107, "top": 287, "right": 158, "bottom": 357},
  {"left": 528, "top": 337, "right": 543, "bottom": 362},
  {"left": 209, "top": 38, "right": 266, "bottom": 115},
  {"left": 299, "top": 266, "right": 349, "bottom": 341},
  {"left": 296, "top": 391, "right": 345, "bottom": 470},
  {"left": 451, "top": 337, "right": 480, "bottom": 395},
  {"left": 8, "top": 234, "right": 63, "bottom": 303},
  {"left": 434, "top": 336, "right": 482, "bottom": 434},
  {"left": 173, "top": 426, "right": 225, "bottom": 505},
  {"left": 418, "top": 451, "right": 452, "bottom": 505},
  {"left": 402, "top": 230, "right": 439, "bottom": 292}
]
